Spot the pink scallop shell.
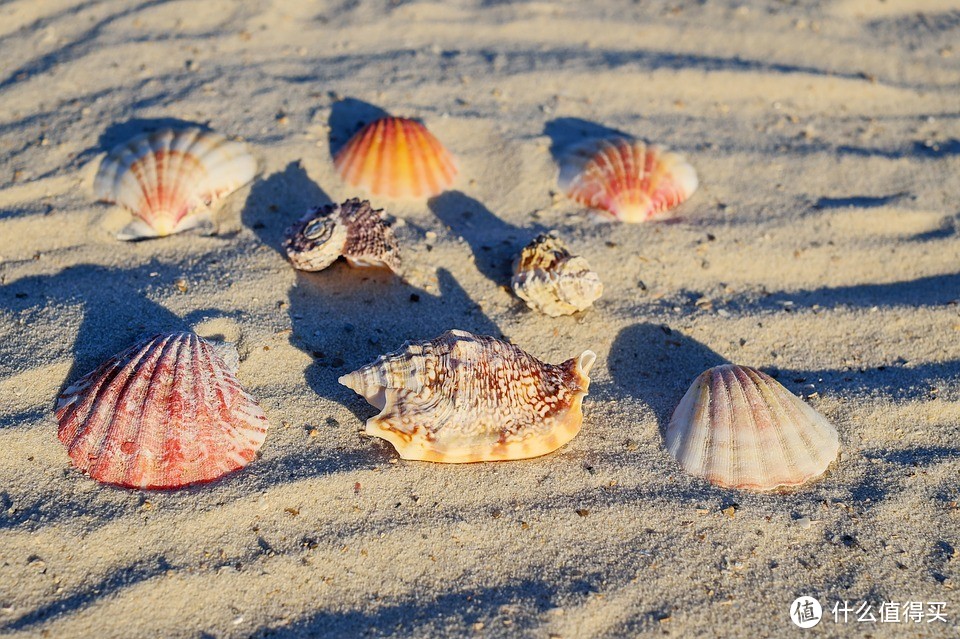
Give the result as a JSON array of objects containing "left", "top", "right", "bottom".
[
  {"left": 559, "top": 137, "right": 697, "bottom": 223},
  {"left": 55, "top": 332, "right": 269, "bottom": 489}
]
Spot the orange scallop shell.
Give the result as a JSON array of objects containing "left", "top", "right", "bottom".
[
  {"left": 55, "top": 332, "right": 269, "bottom": 489},
  {"left": 559, "top": 137, "right": 698, "bottom": 223},
  {"left": 333, "top": 117, "right": 458, "bottom": 199}
]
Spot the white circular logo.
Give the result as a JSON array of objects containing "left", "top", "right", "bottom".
[{"left": 790, "top": 596, "right": 823, "bottom": 628}]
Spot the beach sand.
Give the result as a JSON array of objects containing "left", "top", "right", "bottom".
[{"left": 1, "top": 0, "right": 959, "bottom": 636}]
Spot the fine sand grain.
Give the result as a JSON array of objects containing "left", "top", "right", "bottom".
[{"left": 1, "top": 1, "right": 958, "bottom": 637}]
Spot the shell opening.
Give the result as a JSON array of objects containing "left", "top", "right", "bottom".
[{"left": 578, "top": 350, "right": 597, "bottom": 376}]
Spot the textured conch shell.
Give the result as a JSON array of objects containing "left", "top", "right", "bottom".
[
  {"left": 55, "top": 332, "right": 270, "bottom": 489},
  {"left": 94, "top": 127, "right": 257, "bottom": 240},
  {"left": 559, "top": 137, "right": 697, "bottom": 223},
  {"left": 333, "top": 116, "right": 457, "bottom": 199},
  {"left": 511, "top": 232, "right": 603, "bottom": 316},
  {"left": 282, "top": 198, "right": 402, "bottom": 274},
  {"left": 666, "top": 364, "right": 840, "bottom": 491},
  {"left": 339, "top": 330, "right": 596, "bottom": 463}
]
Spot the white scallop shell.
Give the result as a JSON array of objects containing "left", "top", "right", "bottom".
[
  {"left": 94, "top": 128, "right": 256, "bottom": 240},
  {"left": 511, "top": 232, "right": 602, "bottom": 316},
  {"left": 665, "top": 364, "right": 839, "bottom": 491}
]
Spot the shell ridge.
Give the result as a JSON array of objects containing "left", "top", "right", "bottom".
[
  {"left": 761, "top": 371, "right": 835, "bottom": 481},
  {"left": 121, "top": 332, "right": 188, "bottom": 487},
  {"left": 86, "top": 333, "right": 175, "bottom": 482},
  {"left": 64, "top": 334, "right": 168, "bottom": 460},
  {"left": 733, "top": 366, "right": 773, "bottom": 489}
]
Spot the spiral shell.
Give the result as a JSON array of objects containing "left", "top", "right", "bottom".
[
  {"left": 283, "top": 198, "right": 401, "bottom": 274},
  {"left": 55, "top": 332, "right": 270, "bottom": 489},
  {"left": 339, "top": 330, "right": 596, "bottom": 463},
  {"left": 559, "top": 137, "right": 697, "bottom": 223},
  {"left": 666, "top": 364, "right": 840, "bottom": 491},
  {"left": 333, "top": 117, "right": 457, "bottom": 199},
  {"left": 511, "top": 232, "right": 603, "bottom": 316},
  {"left": 94, "top": 128, "right": 256, "bottom": 240}
]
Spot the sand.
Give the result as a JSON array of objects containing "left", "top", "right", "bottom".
[{"left": 1, "top": 0, "right": 959, "bottom": 637}]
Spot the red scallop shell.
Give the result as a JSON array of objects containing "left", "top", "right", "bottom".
[
  {"left": 55, "top": 332, "right": 269, "bottom": 489},
  {"left": 333, "top": 117, "right": 458, "bottom": 199}
]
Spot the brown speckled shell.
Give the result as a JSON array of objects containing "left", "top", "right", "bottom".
[
  {"left": 339, "top": 330, "right": 596, "bottom": 463},
  {"left": 512, "top": 232, "right": 603, "bottom": 316},
  {"left": 283, "top": 198, "right": 401, "bottom": 273}
]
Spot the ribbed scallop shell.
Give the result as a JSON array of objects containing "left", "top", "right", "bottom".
[
  {"left": 511, "top": 232, "right": 603, "bottom": 316},
  {"left": 94, "top": 128, "right": 257, "bottom": 240},
  {"left": 666, "top": 364, "right": 839, "bottom": 491},
  {"left": 339, "top": 329, "right": 596, "bottom": 463},
  {"left": 559, "top": 137, "right": 697, "bottom": 223},
  {"left": 283, "top": 198, "right": 401, "bottom": 274},
  {"left": 333, "top": 117, "right": 457, "bottom": 199},
  {"left": 55, "top": 332, "right": 270, "bottom": 489}
]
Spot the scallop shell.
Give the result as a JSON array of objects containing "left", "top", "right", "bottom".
[
  {"left": 559, "top": 137, "right": 697, "bottom": 223},
  {"left": 511, "top": 231, "right": 603, "bottom": 316},
  {"left": 55, "top": 332, "right": 270, "bottom": 489},
  {"left": 282, "top": 198, "right": 401, "bottom": 274},
  {"left": 333, "top": 117, "right": 457, "bottom": 199},
  {"left": 666, "top": 364, "right": 839, "bottom": 491},
  {"left": 339, "top": 329, "right": 596, "bottom": 463},
  {"left": 94, "top": 128, "right": 257, "bottom": 240}
]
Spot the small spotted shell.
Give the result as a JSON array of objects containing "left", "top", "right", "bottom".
[
  {"left": 339, "top": 330, "right": 596, "bottom": 463},
  {"left": 282, "top": 198, "right": 401, "bottom": 274},
  {"left": 559, "top": 137, "right": 697, "bottom": 223},
  {"left": 511, "top": 232, "right": 603, "bottom": 316},
  {"left": 94, "top": 128, "right": 256, "bottom": 240},
  {"left": 666, "top": 364, "right": 840, "bottom": 491}
]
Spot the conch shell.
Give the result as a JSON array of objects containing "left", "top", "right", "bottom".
[
  {"left": 339, "top": 330, "right": 596, "bottom": 463},
  {"left": 511, "top": 231, "right": 603, "bottom": 316}
]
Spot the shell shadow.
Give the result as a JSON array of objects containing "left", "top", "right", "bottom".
[
  {"left": 608, "top": 322, "right": 729, "bottom": 437},
  {"left": 542, "top": 117, "right": 630, "bottom": 165},
  {"left": 427, "top": 190, "right": 543, "bottom": 288},
  {"left": 77, "top": 117, "right": 213, "bottom": 166},
  {"left": 241, "top": 160, "right": 332, "bottom": 255},
  {"left": 0, "top": 262, "right": 234, "bottom": 414},
  {"left": 327, "top": 98, "right": 390, "bottom": 159},
  {"left": 286, "top": 265, "right": 501, "bottom": 423}
]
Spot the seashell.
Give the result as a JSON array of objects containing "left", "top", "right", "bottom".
[
  {"left": 665, "top": 364, "right": 839, "bottom": 491},
  {"left": 333, "top": 117, "right": 457, "bottom": 199},
  {"left": 511, "top": 231, "right": 603, "bottom": 316},
  {"left": 94, "top": 128, "right": 257, "bottom": 240},
  {"left": 559, "top": 137, "right": 697, "bottom": 223},
  {"left": 339, "top": 329, "right": 596, "bottom": 463},
  {"left": 55, "top": 332, "right": 270, "bottom": 489},
  {"left": 283, "top": 198, "right": 401, "bottom": 274}
]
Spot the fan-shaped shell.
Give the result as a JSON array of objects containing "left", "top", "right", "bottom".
[
  {"left": 559, "top": 137, "right": 697, "bottom": 223},
  {"left": 55, "top": 332, "right": 270, "bottom": 489},
  {"left": 666, "top": 364, "right": 839, "bottom": 491},
  {"left": 333, "top": 117, "right": 457, "bottom": 199},
  {"left": 339, "top": 330, "right": 596, "bottom": 463},
  {"left": 283, "top": 198, "right": 401, "bottom": 274},
  {"left": 94, "top": 128, "right": 257, "bottom": 240},
  {"left": 511, "top": 231, "right": 603, "bottom": 316}
]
